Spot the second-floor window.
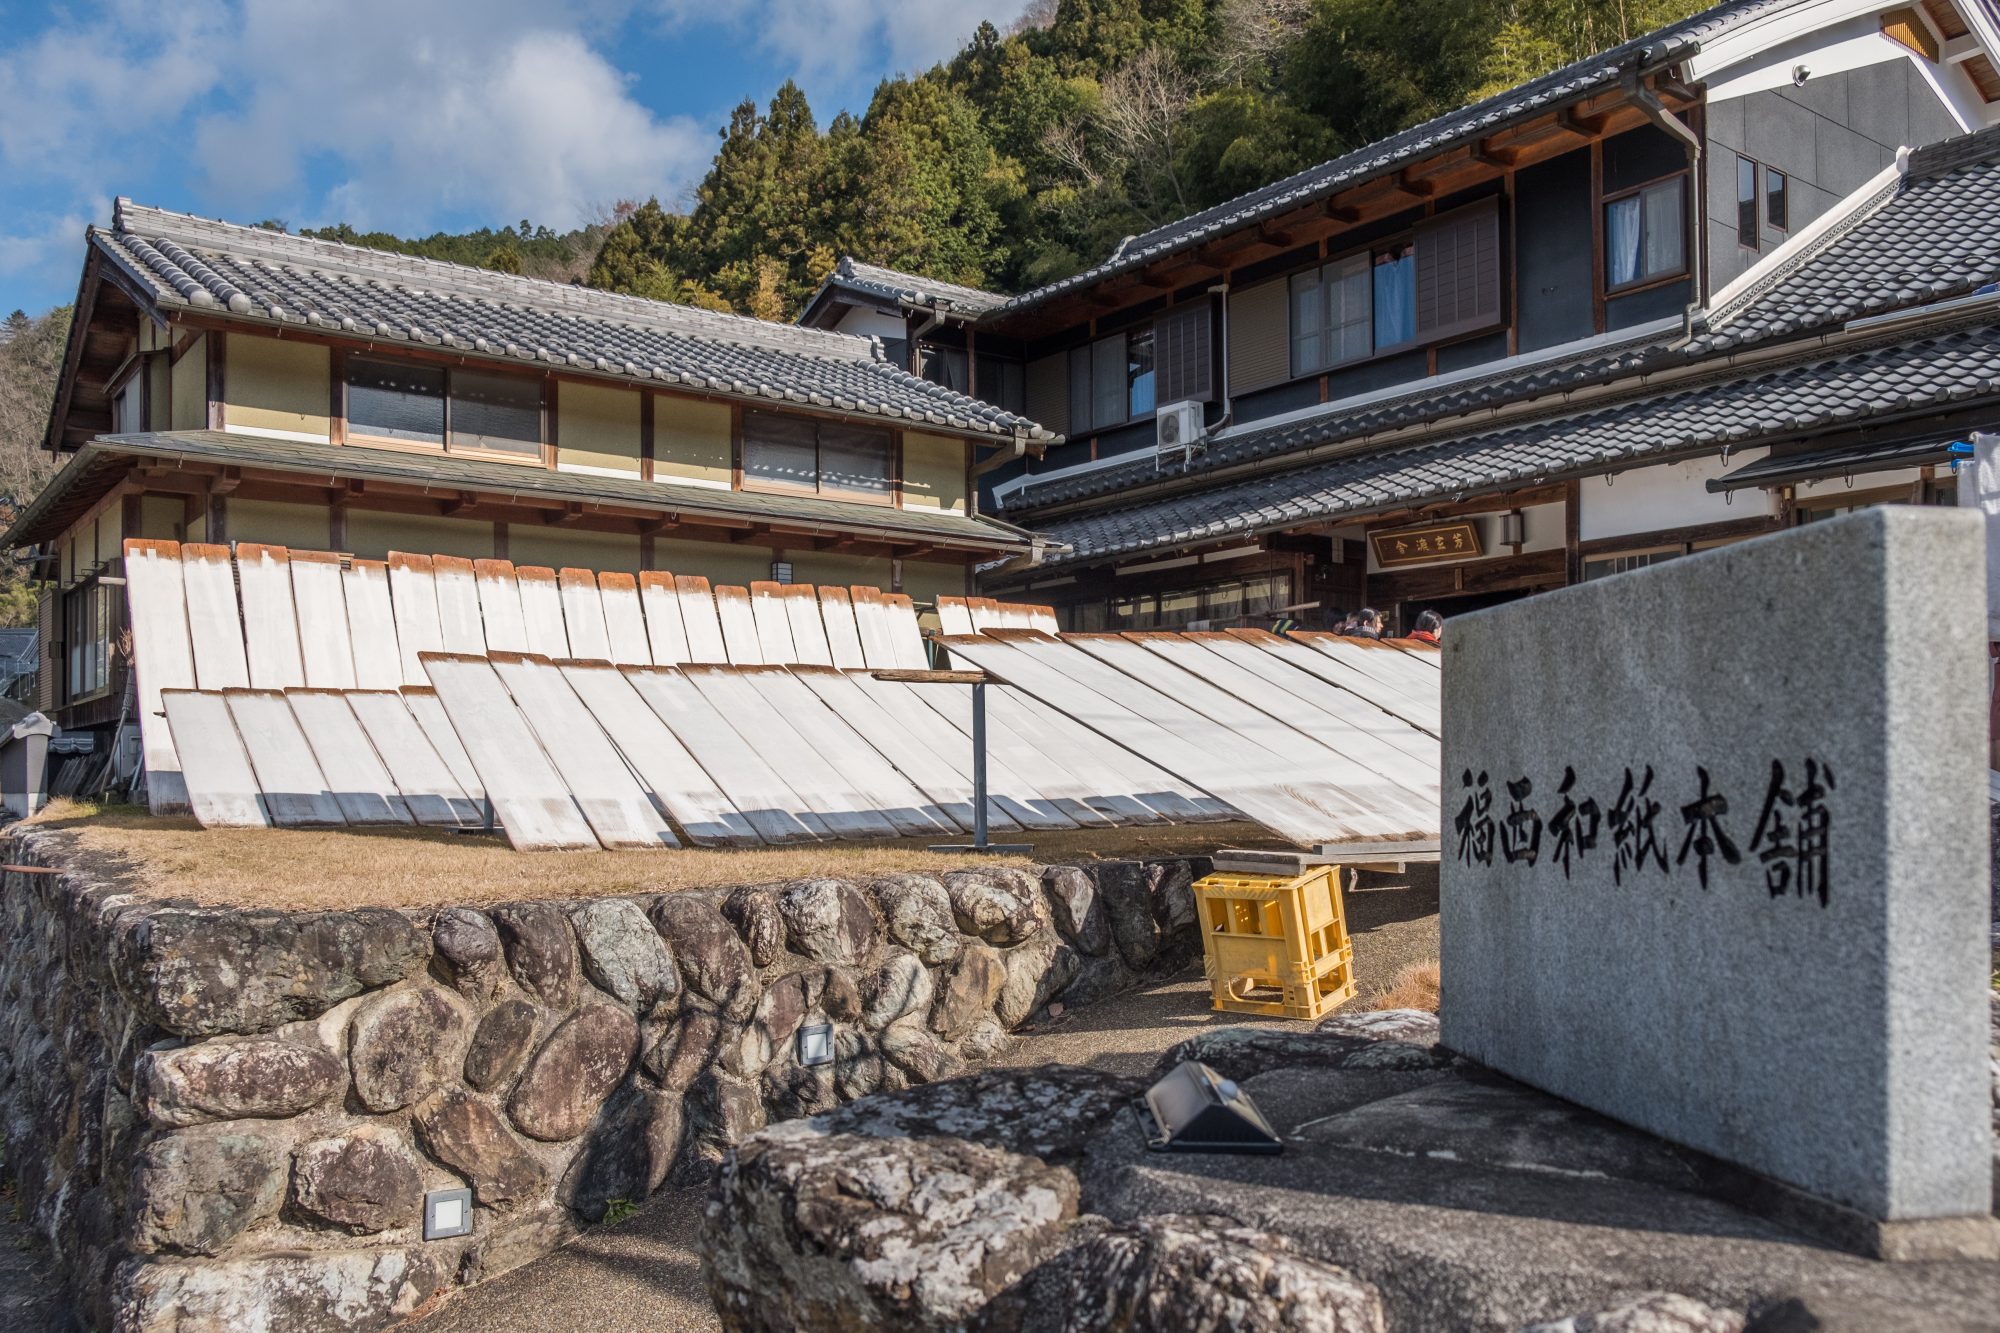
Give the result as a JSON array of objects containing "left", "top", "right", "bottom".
[
  {"left": 346, "top": 359, "right": 544, "bottom": 458},
  {"left": 1068, "top": 328, "right": 1155, "bottom": 432},
  {"left": 1288, "top": 198, "right": 1498, "bottom": 378},
  {"left": 742, "top": 410, "right": 892, "bottom": 503},
  {"left": 1604, "top": 176, "right": 1686, "bottom": 290}
]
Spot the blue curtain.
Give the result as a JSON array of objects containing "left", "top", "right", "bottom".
[
  {"left": 1373, "top": 250, "right": 1415, "bottom": 349},
  {"left": 1606, "top": 195, "right": 1642, "bottom": 288}
]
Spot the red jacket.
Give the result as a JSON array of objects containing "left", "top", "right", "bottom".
[{"left": 1407, "top": 629, "right": 1440, "bottom": 644}]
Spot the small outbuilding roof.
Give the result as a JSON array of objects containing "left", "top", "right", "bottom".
[{"left": 801, "top": 257, "right": 1010, "bottom": 327}]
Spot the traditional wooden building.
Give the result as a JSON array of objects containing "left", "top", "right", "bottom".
[
  {"left": 822, "top": 0, "right": 2000, "bottom": 631},
  {"left": 10, "top": 204, "right": 1060, "bottom": 733}
]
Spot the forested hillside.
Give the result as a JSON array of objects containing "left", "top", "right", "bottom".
[
  {"left": 0, "top": 307, "right": 71, "bottom": 624},
  {"left": 586, "top": 0, "right": 1712, "bottom": 317}
]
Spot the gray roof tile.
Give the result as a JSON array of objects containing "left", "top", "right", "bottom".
[
  {"left": 1028, "top": 324, "right": 2000, "bottom": 567},
  {"left": 815, "top": 257, "right": 1008, "bottom": 315},
  {"left": 94, "top": 202, "right": 1058, "bottom": 444},
  {"left": 1696, "top": 123, "right": 2000, "bottom": 352}
]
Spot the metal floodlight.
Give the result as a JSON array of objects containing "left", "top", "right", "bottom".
[
  {"left": 1140, "top": 1060, "right": 1281, "bottom": 1155},
  {"left": 423, "top": 1186, "right": 473, "bottom": 1240},
  {"left": 797, "top": 1022, "right": 835, "bottom": 1067}
]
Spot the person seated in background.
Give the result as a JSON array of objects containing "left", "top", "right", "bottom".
[
  {"left": 1347, "top": 608, "right": 1384, "bottom": 640},
  {"left": 1406, "top": 609, "right": 1443, "bottom": 645}
]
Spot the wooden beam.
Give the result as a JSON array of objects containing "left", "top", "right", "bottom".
[
  {"left": 443, "top": 490, "right": 479, "bottom": 515},
  {"left": 545, "top": 502, "right": 584, "bottom": 526},
  {"left": 728, "top": 524, "right": 770, "bottom": 544}
]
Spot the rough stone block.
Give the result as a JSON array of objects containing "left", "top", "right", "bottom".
[{"left": 1441, "top": 509, "right": 1994, "bottom": 1225}]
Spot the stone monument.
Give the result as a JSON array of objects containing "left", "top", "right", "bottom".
[{"left": 1441, "top": 506, "right": 1995, "bottom": 1258}]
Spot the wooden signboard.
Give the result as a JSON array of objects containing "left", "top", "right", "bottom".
[{"left": 1370, "top": 521, "right": 1483, "bottom": 568}]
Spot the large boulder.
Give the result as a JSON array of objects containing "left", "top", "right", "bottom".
[
  {"left": 1520, "top": 1293, "right": 1748, "bottom": 1333},
  {"left": 930, "top": 943, "right": 1005, "bottom": 1041},
  {"left": 135, "top": 1037, "right": 343, "bottom": 1127},
  {"left": 880, "top": 1019, "right": 965, "bottom": 1084},
  {"left": 721, "top": 885, "right": 787, "bottom": 968},
  {"left": 942, "top": 868, "right": 1043, "bottom": 947},
  {"left": 1144, "top": 862, "right": 1199, "bottom": 934},
  {"left": 863, "top": 952, "right": 933, "bottom": 1030},
  {"left": 778, "top": 879, "right": 878, "bottom": 967},
  {"left": 348, "top": 984, "right": 472, "bottom": 1113},
  {"left": 769, "top": 1065, "right": 1140, "bottom": 1165},
  {"left": 652, "top": 896, "right": 756, "bottom": 1017},
  {"left": 646, "top": 1007, "right": 726, "bottom": 1091},
  {"left": 561, "top": 1085, "right": 684, "bottom": 1222},
  {"left": 431, "top": 907, "right": 504, "bottom": 999},
  {"left": 491, "top": 903, "right": 579, "bottom": 1010},
  {"left": 414, "top": 1089, "right": 547, "bottom": 1205},
  {"left": 571, "top": 898, "right": 679, "bottom": 1012},
  {"left": 867, "top": 874, "right": 962, "bottom": 966},
  {"left": 704, "top": 1132, "right": 1078, "bottom": 1331},
  {"left": 1041, "top": 867, "right": 1110, "bottom": 957},
  {"left": 113, "top": 1246, "right": 454, "bottom": 1333},
  {"left": 463, "top": 998, "right": 540, "bottom": 1093},
  {"left": 507, "top": 1002, "right": 640, "bottom": 1142},
  {"left": 996, "top": 931, "right": 1078, "bottom": 1028},
  {"left": 289, "top": 1128, "right": 426, "bottom": 1234},
  {"left": 1003, "top": 1214, "right": 1385, "bottom": 1333},
  {"left": 1094, "top": 863, "right": 1158, "bottom": 970},
  {"left": 739, "top": 969, "right": 818, "bottom": 1075},
  {"left": 128, "top": 1126, "right": 290, "bottom": 1255},
  {"left": 115, "top": 907, "right": 430, "bottom": 1037}
]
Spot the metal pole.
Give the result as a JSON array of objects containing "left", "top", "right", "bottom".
[{"left": 971, "top": 680, "right": 989, "bottom": 850}]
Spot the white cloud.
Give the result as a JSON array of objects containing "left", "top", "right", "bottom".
[
  {"left": 0, "top": 0, "right": 712, "bottom": 244},
  {"left": 0, "top": 207, "right": 99, "bottom": 292},
  {"left": 649, "top": 0, "right": 1032, "bottom": 109},
  {"left": 191, "top": 2, "right": 712, "bottom": 232}
]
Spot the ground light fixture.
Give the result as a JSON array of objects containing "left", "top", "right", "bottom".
[
  {"left": 424, "top": 1187, "right": 474, "bottom": 1240},
  {"left": 1139, "top": 1059, "right": 1282, "bottom": 1155},
  {"left": 797, "top": 1022, "right": 835, "bottom": 1067}
]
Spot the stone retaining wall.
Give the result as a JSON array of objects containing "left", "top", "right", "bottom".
[{"left": 0, "top": 827, "right": 1204, "bottom": 1332}]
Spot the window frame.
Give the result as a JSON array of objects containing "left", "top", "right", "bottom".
[
  {"left": 1066, "top": 328, "right": 1159, "bottom": 433},
  {"left": 1766, "top": 167, "right": 1789, "bottom": 231},
  {"left": 1600, "top": 169, "right": 1691, "bottom": 296},
  {"left": 1735, "top": 153, "right": 1760, "bottom": 252},
  {"left": 1285, "top": 197, "right": 1500, "bottom": 381},
  {"left": 738, "top": 408, "right": 899, "bottom": 508},
  {"left": 341, "top": 355, "right": 550, "bottom": 466}
]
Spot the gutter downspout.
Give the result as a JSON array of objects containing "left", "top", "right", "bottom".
[
  {"left": 1622, "top": 65, "right": 1705, "bottom": 344},
  {"left": 1207, "top": 281, "right": 1233, "bottom": 442}
]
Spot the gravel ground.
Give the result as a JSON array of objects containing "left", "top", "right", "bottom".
[
  {"left": 0, "top": 1177, "right": 71, "bottom": 1333},
  {"left": 412, "top": 869, "right": 1439, "bottom": 1333}
]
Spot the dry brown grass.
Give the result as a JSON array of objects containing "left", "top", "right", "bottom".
[
  {"left": 1369, "top": 958, "right": 1440, "bottom": 1013},
  {"left": 19, "top": 800, "right": 1282, "bottom": 912}
]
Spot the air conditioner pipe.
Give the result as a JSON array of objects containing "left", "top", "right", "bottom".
[{"left": 1207, "top": 281, "right": 1232, "bottom": 442}]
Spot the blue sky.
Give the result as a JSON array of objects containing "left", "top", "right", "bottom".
[{"left": 0, "top": 0, "right": 1031, "bottom": 316}]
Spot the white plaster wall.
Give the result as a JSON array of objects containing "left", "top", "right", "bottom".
[
  {"left": 1579, "top": 450, "right": 1776, "bottom": 542},
  {"left": 1795, "top": 465, "right": 1924, "bottom": 502},
  {"left": 833, "top": 307, "right": 908, "bottom": 344}
]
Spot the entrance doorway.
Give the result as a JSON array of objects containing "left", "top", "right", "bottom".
[{"left": 1394, "top": 586, "right": 1536, "bottom": 636}]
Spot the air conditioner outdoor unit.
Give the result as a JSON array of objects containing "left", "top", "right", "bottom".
[{"left": 1155, "top": 400, "right": 1206, "bottom": 466}]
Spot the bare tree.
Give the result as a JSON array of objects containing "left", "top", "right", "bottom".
[
  {"left": 1212, "top": 0, "right": 1315, "bottom": 83},
  {"left": 1008, "top": 0, "right": 1059, "bottom": 36},
  {"left": 1093, "top": 47, "right": 1200, "bottom": 223}
]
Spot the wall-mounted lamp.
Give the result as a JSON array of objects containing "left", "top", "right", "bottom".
[
  {"left": 770, "top": 561, "right": 795, "bottom": 585},
  {"left": 1500, "top": 510, "right": 1526, "bottom": 548},
  {"left": 797, "top": 1022, "right": 834, "bottom": 1067}
]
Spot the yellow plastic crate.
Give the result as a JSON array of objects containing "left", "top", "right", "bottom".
[{"left": 1193, "top": 867, "right": 1356, "bottom": 1022}]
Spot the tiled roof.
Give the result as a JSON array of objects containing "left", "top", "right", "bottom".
[
  {"left": 1024, "top": 323, "right": 2000, "bottom": 568},
  {"left": 811, "top": 257, "right": 1008, "bottom": 316},
  {"left": 1695, "top": 123, "right": 2000, "bottom": 352},
  {"left": 1706, "top": 434, "right": 1968, "bottom": 491},
  {"left": 92, "top": 202, "right": 1058, "bottom": 444},
  {"left": 1001, "top": 323, "right": 1681, "bottom": 513},
  {"left": 5, "top": 431, "right": 1044, "bottom": 553},
  {"left": 986, "top": 0, "right": 1803, "bottom": 319}
]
